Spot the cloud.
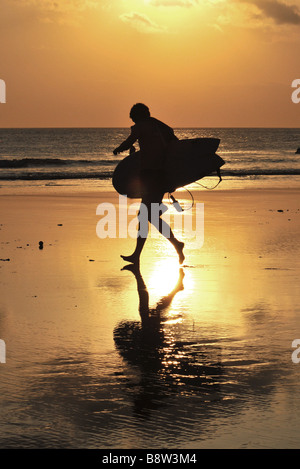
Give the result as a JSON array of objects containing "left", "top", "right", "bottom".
[
  {"left": 211, "top": 0, "right": 300, "bottom": 33},
  {"left": 120, "top": 12, "right": 166, "bottom": 33},
  {"left": 147, "top": 0, "right": 198, "bottom": 7},
  {"left": 4, "top": 0, "right": 99, "bottom": 25},
  {"left": 234, "top": 0, "right": 300, "bottom": 25},
  {"left": 10, "top": 0, "right": 98, "bottom": 11}
]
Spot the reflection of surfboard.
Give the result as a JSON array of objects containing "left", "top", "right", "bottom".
[{"left": 112, "top": 138, "right": 225, "bottom": 198}]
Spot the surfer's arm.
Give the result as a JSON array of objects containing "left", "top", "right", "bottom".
[{"left": 113, "top": 128, "right": 138, "bottom": 155}]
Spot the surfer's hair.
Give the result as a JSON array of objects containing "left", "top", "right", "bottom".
[{"left": 130, "top": 103, "right": 150, "bottom": 122}]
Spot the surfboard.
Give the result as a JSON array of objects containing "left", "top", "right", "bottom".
[{"left": 112, "top": 138, "right": 225, "bottom": 198}]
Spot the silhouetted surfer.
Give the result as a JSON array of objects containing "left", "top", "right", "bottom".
[{"left": 113, "top": 103, "right": 185, "bottom": 265}]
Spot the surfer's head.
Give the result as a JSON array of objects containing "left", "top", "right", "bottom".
[{"left": 130, "top": 103, "right": 150, "bottom": 123}]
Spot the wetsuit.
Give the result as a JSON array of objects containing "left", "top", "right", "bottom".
[{"left": 115, "top": 117, "right": 178, "bottom": 201}]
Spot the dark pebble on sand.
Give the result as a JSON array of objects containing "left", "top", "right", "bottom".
[
  {"left": 57, "top": 224, "right": 63, "bottom": 226},
  {"left": 39, "top": 241, "right": 44, "bottom": 249},
  {"left": 277, "top": 210, "right": 284, "bottom": 212},
  {"left": 0, "top": 259, "right": 10, "bottom": 261}
]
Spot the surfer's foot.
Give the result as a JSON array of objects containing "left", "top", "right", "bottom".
[
  {"left": 120, "top": 253, "right": 140, "bottom": 264},
  {"left": 174, "top": 240, "right": 185, "bottom": 264}
]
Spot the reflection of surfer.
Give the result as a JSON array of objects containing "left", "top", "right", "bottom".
[
  {"left": 114, "top": 265, "right": 185, "bottom": 372},
  {"left": 122, "top": 263, "right": 185, "bottom": 326},
  {"left": 113, "top": 103, "right": 185, "bottom": 265},
  {"left": 114, "top": 265, "right": 223, "bottom": 413},
  {"left": 113, "top": 265, "right": 185, "bottom": 413}
]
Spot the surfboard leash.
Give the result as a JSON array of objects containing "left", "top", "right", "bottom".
[
  {"left": 194, "top": 178, "right": 222, "bottom": 190},
  {"left": 168, "top": 175, "right": 222, "bottom": 212}
]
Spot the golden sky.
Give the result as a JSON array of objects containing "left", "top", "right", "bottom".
[{"left": 0, "top": 0, "right": 299, "bottom": 127}]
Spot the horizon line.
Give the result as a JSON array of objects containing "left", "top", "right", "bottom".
[{"left": 0, "top": 126, "right": 299, "bottom": 130}]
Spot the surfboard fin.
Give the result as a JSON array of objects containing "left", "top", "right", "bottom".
[{"left": 170, "top": 194, "right": 183, "bottom": 212}]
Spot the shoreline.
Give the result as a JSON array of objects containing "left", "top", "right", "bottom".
[{"left": 1, "top": 179, "right": 300, "bottom": 196}]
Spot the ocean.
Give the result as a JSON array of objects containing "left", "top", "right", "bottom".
[{"left": 0, "top": 127, "right": 299, "bottom": 192}]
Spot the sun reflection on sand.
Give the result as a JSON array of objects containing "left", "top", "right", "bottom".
[{"left": 146, "top": 257, "right": 194, "bottom": 297}]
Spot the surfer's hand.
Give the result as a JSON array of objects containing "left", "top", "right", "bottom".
[{"left": 113, "top": 148, "right": 120, "bottom": 155}]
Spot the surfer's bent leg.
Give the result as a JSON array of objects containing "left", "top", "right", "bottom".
[{"left": 148, "top": 196, "right": 185, "bottom": 265}]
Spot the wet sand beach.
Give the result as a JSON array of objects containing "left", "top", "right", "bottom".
[{"left": 0, "top": 187, "right": 300, "bottom": 449}]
